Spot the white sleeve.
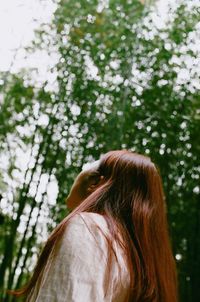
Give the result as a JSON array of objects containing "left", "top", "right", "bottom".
[{"left": 33, "top": 214, "right": 113, "bottom": 302}]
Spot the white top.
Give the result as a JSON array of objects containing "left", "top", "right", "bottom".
[{"left": 27, "top": 212, "right": 130, "bottom": 302}]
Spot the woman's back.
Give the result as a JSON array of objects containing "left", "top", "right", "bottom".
[{"left": 27, "top": 212, "right": 130, "bottom": 302}]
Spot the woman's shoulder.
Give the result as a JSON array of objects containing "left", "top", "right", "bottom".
[
  {"left": 68, "top": 211, "right": 109, "bottom": 231},
  {"left": 63, "top": 211, "right": 108, "bottom": 239},
  {"left": 58, "top": 212, "right": 110, "bottom": 262},
  {"left": 80, "top": 211, "right": 108, "bottom": 225}
]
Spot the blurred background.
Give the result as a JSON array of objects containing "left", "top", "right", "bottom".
[{"left": 0, "top": 0, "right": 199, "bottom": 301}]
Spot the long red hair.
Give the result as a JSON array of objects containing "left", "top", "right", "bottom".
[{"left": 9, "top": 150, "right": 178, "bottom": 301}]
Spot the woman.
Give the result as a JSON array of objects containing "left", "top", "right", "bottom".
[{"left": 10, "top": 150, "right": 178, "bottom": 301}]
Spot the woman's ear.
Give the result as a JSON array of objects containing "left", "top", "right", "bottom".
[{"left": 87, "top": 175, "right": 105, "bottom": 193}]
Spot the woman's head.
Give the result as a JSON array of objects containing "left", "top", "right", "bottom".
[
  {"left": 67, "top": 150, "right": 157, "bottom": 207},
  {"left": 69, "top": 150, "right": 164, "bottom": 222}
]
